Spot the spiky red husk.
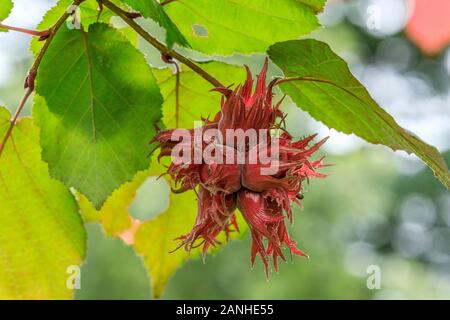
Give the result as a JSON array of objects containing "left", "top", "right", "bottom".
[{"left": 154, "top": 59, "right": 327, "bottom": 275}]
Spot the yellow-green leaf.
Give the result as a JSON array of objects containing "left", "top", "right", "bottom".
[
  {"left": 0, "top": 0, "right": 13, "bottom": 32},
  {"left": 0, "top": 107, "right": 86, "bottom": 299},
  {"left": 153, "top": 61, "right": 246, "bottom": 129},
  {"left": 78, "top": 169, "right": 151, "bottom": 236},
  {"left": 0, "top": 0, "right": 13, "bottom": 21},
  {"left": 164, "top": 0, "right": 324, "bottom": 55},
  {"left": 133, "top": 186, "right": 198, "bottom": 299}
]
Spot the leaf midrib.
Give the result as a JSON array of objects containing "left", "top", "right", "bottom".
[
  {"left": 81, "top": 29, "right": 99, "bottom": 195},
  {"left": 279, "top": 72, "right": 450, "bottom": 187}
]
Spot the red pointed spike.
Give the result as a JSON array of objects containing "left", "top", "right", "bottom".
[
  {"left": 255, "top": 58, "right": 269, "bottom": 96},
  {"left": 241, "top": 65, "right": 254, "bottom": 100}
]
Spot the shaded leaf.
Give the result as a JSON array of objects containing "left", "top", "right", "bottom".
[
  {"left": 0, "top": 106, "right": 86, "bottom": 299},
  {"left": 34, "top": 23, "right": 163, "bottom": 209},
  {"left": 120, "top": 0, "right": 189, "bottom": 48},
  {"left": 153, "top": 62, "right": 246, "bottom": 128},
  {"left": 117, "top": 25, "right": 139, "bottom": 47},
  {"left": 164, "top": 0, "right": 324, "bottom": 55},
  {"left": 268, "top": 39, "right": 450, "bottom": 188}
]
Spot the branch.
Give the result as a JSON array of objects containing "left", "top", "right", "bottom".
[
  {"left": 0, "top": 88, "right": 33, "bottom": 157},
  {"left": 100, "top": 0, "right": 225, "bottom": 88},
  {"left": 0, "top": 0, "right": 86, "bottom": 158},
  {"left": 0, "top": 23, "right": 50, "bottom": 40}
]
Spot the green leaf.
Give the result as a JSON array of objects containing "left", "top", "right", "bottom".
[
  {"left": 164, "top": 0, "right": 324, "bottom": 55},
  {"left": 30, "top": 0, "right": 114, "bottom": 55},
  {"left": 137, "top": 211, "right": 247, "bottom": 299},
  {"left": 268, "top": 39, "right": 450, "bottom": 188},
  {"left": 120, "top": 0, "right": 189, "bottom": 48},
  {"left": 0, "top": 106, "right": 86, "bottom": 299},
  {"left": 34, "top": 23, "right": 163, "bottom": 209},
  {"left": 0, "top": 0, "right": 13, "bottom": 22},
  {"left": 153, "top": 61, "right": 246, "bottom": 128}
]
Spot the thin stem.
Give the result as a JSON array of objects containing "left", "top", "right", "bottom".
[
  {"left": 174, "top": 63, "right": 180, "bottom": 127},
  {"left": 96, "top": 0, "right": 104, "bottom": 22},
  {"left": 0, "top": 23, "right": 49, "bottom": 38},
  {"left": 101, "top": 0, "right": 225, "bottom": 88},
  {"left": 161, "top": 53, "right": 181, "bottom": 127},
  {"left": 161, "top": 0, "right": 178, "bottom": 6},
  {"left": 0, "top": 88, "right": 33, "bottom": 157},
  {"left": 0, "top": 0, "right": 86, "bottom": 159}
]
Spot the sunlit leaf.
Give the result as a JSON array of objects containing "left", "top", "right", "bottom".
[
  {"left": 0, "top": 0, "right": 13, "bottom": 32},
  {"left": 164, "top": 0, "right": 324, "bottom": 55},
  {"left": 78, "top": 169, "right": 151, "bottom": 236},
  {"left": 0, "top": 106, "right": 86, "bottom": 299},
  {"left": 153, "top": 61, "right": 246, "bottom": 128},
  {"left": 120, "top": 0, "right": 189, "bottom": 48},
  {"left": 0, "top": 0, "right": 12, "bottom": 21},
  {"left": 133, "top": 184, "right": 197, "bottom": 299},
  {"left": 268, "top": 39, "right": 450, "bottom": 188},
  {"left": 34, "top": 23, "right": 163, "bottom": 209},
  {"left": 117, "top": 25, "right": 139, "bottom": 47}
]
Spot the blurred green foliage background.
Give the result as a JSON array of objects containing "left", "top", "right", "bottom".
[{"left": 1, "top": 0, "right": 449, "bottom": 299}]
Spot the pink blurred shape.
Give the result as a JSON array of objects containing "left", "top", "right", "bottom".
[
  {"left": 119, "top": 219, "right": 142, "bottom": 245},
  {"left": 406, "top": 0, "right": 450, "bottom": 55}
]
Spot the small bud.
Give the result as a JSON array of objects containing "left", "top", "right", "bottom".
[
  {"left": 24, "top": 72, "right": 36, "bottom": 91},
  {"left": 161, "top": 53, "right": 174, "bottom": 64}
]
